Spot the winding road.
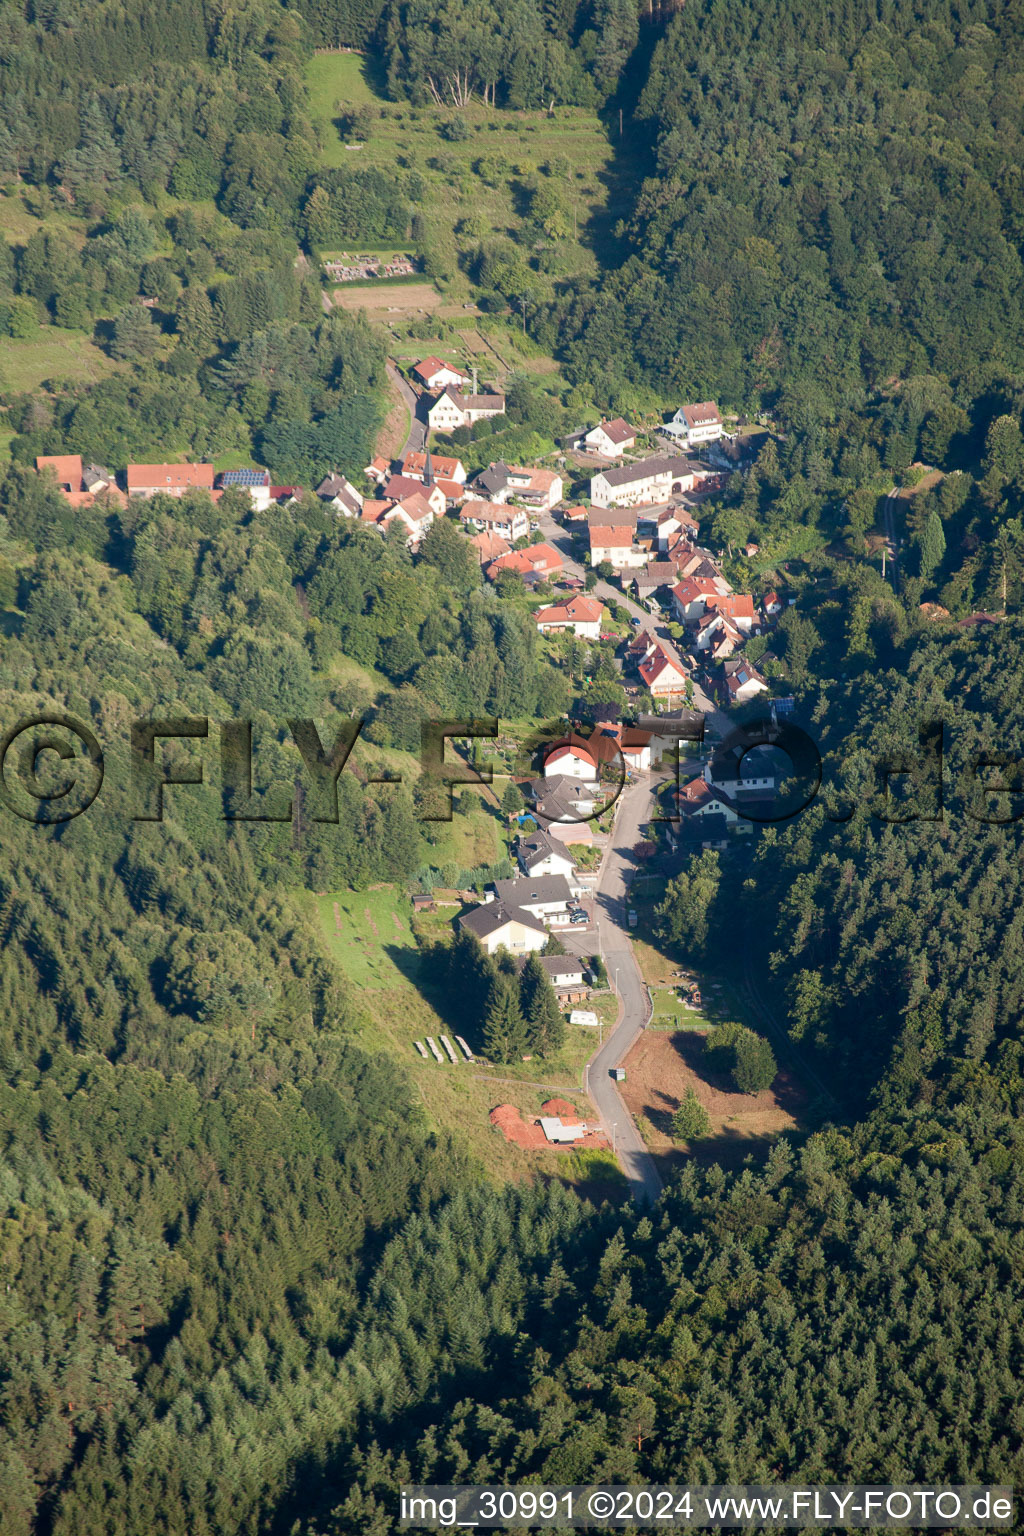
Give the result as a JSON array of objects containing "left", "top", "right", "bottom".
[{"left": 584, "top": 770, "right": 667, "bottom": 1206}]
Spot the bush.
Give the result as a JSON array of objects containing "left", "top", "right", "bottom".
[
  {"left": 732, "top": 1030, "right": 777, "bottom": 1093},
  {"left": 671, "top": 1087, "right": 711, "bottom": 1142}
]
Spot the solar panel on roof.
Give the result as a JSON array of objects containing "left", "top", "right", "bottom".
[{"left": 221, "top": 468, "right": 269, "bottom": 487}]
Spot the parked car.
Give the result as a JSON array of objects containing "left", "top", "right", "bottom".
[
  {"left": 627, "top": 909, "right": 638, "bottom": 927},
  {"left": 630, "top": 617, "right": 643, "bottom": 627},
  {"left": 570, "top": 912, "right": 588, "bottom": 925}
]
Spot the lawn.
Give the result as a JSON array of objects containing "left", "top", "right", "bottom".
[
  {"left": 304, "top": 53, "right": 625, "bottom": 299},
  {"left": 303, "top": 881, "right": 621, "bottom": 1189},
  {"left": 0, "top": 327, "right": 117, "bottom": 393}
]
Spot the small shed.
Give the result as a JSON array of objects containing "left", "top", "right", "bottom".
[
  {"left": 610, "top": 1067, "right": 626, "bottom": 1082},
  {"left": 539, "top": 1117, "right": 587, "bottom": 1144},
  {"left": 570, "top": 1009, "right": 599, "bottom": 1027}
]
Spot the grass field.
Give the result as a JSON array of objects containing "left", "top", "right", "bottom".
[
  {"left": 304, "top": 52, "right": 626, "bottom": 289},
  {"left": 304, "top": 882, "right": 619, "bottom": 1189},
  {"left": 1, "top": 327, "right": 117, "bottom": 393}
]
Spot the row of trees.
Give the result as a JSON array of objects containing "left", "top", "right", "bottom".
[{"left": 442, "top": 930, "right": 566, "bottom": 1060}]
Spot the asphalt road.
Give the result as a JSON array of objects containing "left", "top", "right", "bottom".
[
  {"left": 387, "top": 362, "right": 427, "bottom": 459},
  {"left": 533, "top": 508, "right": 730, "bottom": 737},
  {"left": 583, "top": 772, "right": 667, "bottom": 1207}
]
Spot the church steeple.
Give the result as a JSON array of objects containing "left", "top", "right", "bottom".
[{"left": 423, "top": 446, "right": 434, "bottom": 487}]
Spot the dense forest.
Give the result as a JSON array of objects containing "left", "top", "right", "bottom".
[
  {"left": 544, "top": 0, "right": 1024, "bottom": 418},
  {"left": 4, "top": 0, "right": 1024, "bottom": 1530}
]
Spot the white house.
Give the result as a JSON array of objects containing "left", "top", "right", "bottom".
[
  {"left": 697, "top": 610, "right": 744, "bottom": 658},
  {"left": 475, "top": 461, "right": 563, "bottom": 511},
  {"left": 376, "top": 493, "right": 435, "bottom": 549},
  {"left": 459, "top": 499, "right": 530, "bottom": 542},
  {"left": 517, "top": 830, "right": 577, "bottom": 882},
  {"left": 665, "top": 401, "right": 724, "bottom": 449},
  {"left": 638, "top": 643, "right": 689, "bottom": 700},
  {"left": 219, "top": 468, "right": 272, "bottom": 510},
  {"left": 315, "top": 472, "right": 364, "bottom": 517},
  {"left": 428, "top": 385, "right": 506, "bottom": 433},
  {"left": 540, "top": 955, "right": 587, "bottom": 992},
  {"left": 705, "top": 751, "right": 776, "bottom": 798},
  {"left": 459, "top": 902, "right": 547, "bottom": 956},
  {"left": 590, "top": 454, "right": 697, "bottom": 509},
  {"left": 542, "top": 739, "right": 599, "bottom": 782},
  {"left": 588, "top": 525, "right": 647, "bottom": 569},
  {"left": 670, "top": 576, "right": 725, "bottom": 625},
  {"left": 676, "top": 777, "right": 738, "bottom": 823},
  {"left": 412, "top": 356, "right": 470, "bottom": 390},
  {"left": 725, "top": 660, "right": 769, "bottom": 704},
  {"left": 593, "top": 723, "right": 654, "bottom": 774},
  {"left": 383, "top": 474, "right": 447, "bottom": 519},
  {"left": 569, "top": 417, "right": 636, "bottom": 457},
  {"left": 489, "top": 874, "right": 574, "bottom": 924},
  {"left": 533, "top": 595, "right": 604, "bottom": 640}
]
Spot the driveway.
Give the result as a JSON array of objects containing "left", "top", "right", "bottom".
[
  {"left": 387, "top": 361, "right": 427, "bottom": 459},
  {"left": 582, "top": 772, "right": 668, "bottom": 1207}
]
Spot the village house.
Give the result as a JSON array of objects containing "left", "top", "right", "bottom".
[
  {"left": 590, "top": 454, "right": 697, "bottom": 509},
  {"left": 538, "top": 955, "right": 589, "bottom": 1002},
  {"left": 458, "top": 901, "right": 547, "bottom": 956},
  {"left": 381, "top": 493, "right": 435, "bottom": 548},
  {"left": 638, "top": 642, "right": 690, "bottom": 700},
  {"left": 126, "top": 462, "right": 215, "bottom": 498},
  {"left": 591, "top": 721, "right": 655, "bottom": 773},
  {"left": 724, "top": 657, "right": 769, "bottom": 704},
  {"left": 427, "top": 384, "right": 506, "bottom": 433},
  {"left": 487, "top": 873, "right": 575, "bottom": 924},
  {"left": 542, "top": 737, "right": 599, "bottom": 782},
  {"left": 472, "top": 461, "right": 563, "bottom": 512},
  {"left": 704, "top": 593, "right": 756, "bottom": 632},
  {"left": 675, "top": 776, "right": 739, "bottom": 823},
  {"left": 486, "top": 542, "right": 562, "bottom": 586},
  {"left": 359, "top": 493, "right": 435, "bottom": 549},
  {"left": 704, "top": 749, "right": 776, "bottom": 799},
  {"left": 696, "top": 609, "right": 744, "bottom": 658},
  {"left": 516, "top": 829, "right": 577, "bottom": 881},
  {"left": 664, "top": 401, "right": 724, "bottom": 449},
  {"left": 35, "top": 454, "right": 123, "bottom": 508},
  {"left": 218, "top": 467, "right": 272, "bottom": 510},
  {"left": 589, "top": 525, "right": 647, "bottom": 569},
  {"left": 468, "top": 529, "right": 512, "bottom": 565},
  {"left": 561, "top": 503, "right": 589, "bottom": 524},
  {"left": 527, "top": 776, "right": 597, "bottom": 840},
  {"left": 382, "top": 474, "right": 447, "bottom": 518},
  {"left": 364, "top": 454, "right": 390, "bottom": 484},
  {"left": 533, "top": 594, "right": 605, "bottom": 640},
  {"left": 631, "top": 562, "right": 678, "bottom": 603},
  {"left": 459, "top": 499, "right": 530, "bottom": 542},
  {"left": 316, "top": 472, "right": 364, "bottom": 517},
  {"left": 515, "top": 953, "right": 590, "bottom": 1004},
  {"left": 402, "top": 449, "right": 466, "bottom": 486},
  {"left": 670, "top": 575, "right": 725, "bottom": 624},
  {"left": 566, "top": 417, "right": 637, "bottom": 457},
  {"left": 411, "top": 356, "right": 470, "bottom": 390},
  {"left": 762, "top": 590, "right": 783, "bottom": 619}
]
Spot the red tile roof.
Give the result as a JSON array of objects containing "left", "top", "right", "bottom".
[
  {"left": 534, "top": 595, "right": 604, "bottom": 626},
  {"left": 126, "top": 462, "right": 214, "bottom": 492},
  {"left": 589, "top": 526, "right": 634, "bottom": 549},
  {"left": 36, "top": 453, "right": 83, "bottom": 489}
]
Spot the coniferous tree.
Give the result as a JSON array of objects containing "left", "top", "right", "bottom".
[{"left": 483, "top": 973, "right": 528, "bottom": 1062}]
